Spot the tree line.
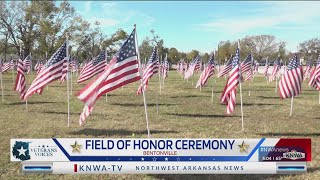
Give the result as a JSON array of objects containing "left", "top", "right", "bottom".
[{"left": 0, "top": 1, "right": 319, "bottom": 65}]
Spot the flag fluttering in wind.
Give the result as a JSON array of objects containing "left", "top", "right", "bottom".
[
  {"left": 308, "top": 55, "right": 320, "bottom": 90},
  {"left": 1, "top": 61, "right": 12, "bottom": 72},
  {"left": 70, "top": 58, "right": 79, "bottom": 73},
  {"left": 77, "top": 27, "right": 141, "bottom": 125},
  {"left": 24, "top": 42, "right": 68, "bottom": 99},
  {"left": 269, "top": 56, "right": 281, "bottom": 82},
  {"left": 220, "top": 47, "right": 240, "bottom": 114},
  {"left": 77, "top": 51, "right": 106, "bottom": 83},
  {"left": 162, "top": 54, "right": 169, "bottom": 79},
  {"left": 14, "top": 59, "right": 26, "bottom": 99},
  {"left": 303, "top": 59, "right": 313, "bottom": 81},
  {"left": 137, "top": 47, "right": 158, "bottom": 95},
  {"left": 264, "top": 59, "right": 269, "bottom": 77},
  {"left": 217, "top": 55, "right": 233, "bottom": 77},
  {"left": 23, "top": 54, "right": 31, "bottom": 74},
  {"left": 184, "top": 56, "right": 201, "bottom": 79},
  {"left": 196, "top": 52, "right": 215, "bottom": 88},
  {"left": 240, "top": 54, "right": 253, "bottom": 73},
  {"left": 278, "top": 54, "right": 303, "bottom": 99},
  {"left": 244, "top": 69, "right": 253, "bottom": 81}
]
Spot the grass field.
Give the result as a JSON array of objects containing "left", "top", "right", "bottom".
[{"left": 0, "top": 70, "right": 319, "bottom": 180}]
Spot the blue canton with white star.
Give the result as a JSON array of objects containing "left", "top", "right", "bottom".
[
  {"left": 45, "top": 42, "right": 67, "bottom": 68},
  {"left": 115, "top": 29, "right": 137, "bottom": 62}
]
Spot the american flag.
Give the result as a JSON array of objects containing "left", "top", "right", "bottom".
[
  {"left": 269, "top": 56, "right": 281, "bottom": 82},
  {"left": 162, "top": 54, "right": 169, "bottom": 79},
  {"left": 279, "top": 54, "right": 303, "bottom": 99},
  {"left": 14, "top": 59, "right": 26, "bottom": 99},
  {"left": 240, "top": 54, "right": 253, "bottom": 73},
  {"left": 69, "top": 58, "right": 78, "bottom": 73},
  {"left": 137, "top": 47, "right": 158, "bottom": 95},
  {"left": 184, "top": 56, "right": 201, "bottom": 79},
  {"left": 1, "top": 61, "right": 11, "bottom": 72},
  {"left": 9, "top": 57, "right": 14, "bottom": 70},
  {"left": 253, "top": 61, "right": 259, "bottom": 74},
  {"left": 196, "top": 52, "right": 215, "bottom": 88},
  {"left": 303, "top": 59, "right": 313, "bottom": 81},
  {"left": 308, "top": 55, "right": 320, "bottom": 90},
  {"left": 244, "top": 70, "right": 252, "bottom": 81},
  {"left": 217, "top": 55, "right": 233, "bottom": 77},
  {"left": 77, "top": 27, "right": 141, "bottom": 125},
  {"left": 77, "top": 51, "right": 106, "bottom": 83},
  {"left": 24, "top": 41, "right": 68, "bottom": 99},
  {"left": 194, "top": 56, "right": 201, "bottom": 73},
  {"left": 34, "top": 60, "right": 41, "bottom": 71},
  {"left": 23, "top": 54, "right": 31, "bottom": 74},
  {"left": 220, "top": 47, "right": 240, "bottom": 114},
  {"left": 264, "top": 59, "right": 269, "bottom": 77}
]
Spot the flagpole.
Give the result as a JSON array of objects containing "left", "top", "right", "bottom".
[
  {"left": 105, "top": 48, "right": 108, "bottom": 102},
  {"left": 156, "top": 49, "right": 160, "bottom": 114},
  {"left": 290, "top": 95, "right": 294, "bottom": 116},
  {"left": 0, "top": 70, "right": 3, "bottom": 102},
  {"left": 66, "top": 37, "right": 70, "bottom": 127},
  {"left": 12, "top": 57, "right": 14, "bottom": 84},
  {"left": 135, "top": 24, "right": 150, "bottom": 138},
  {"left": 238, "top": 40, "right": 244, "bottom": 131},
  {"left": 46, "top": 51, "right": 49, "bottom": 91}
]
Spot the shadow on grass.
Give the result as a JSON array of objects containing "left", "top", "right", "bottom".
[
  {"left": 166, "top": 113, "right": 241, "bottom": 118},
  {"left": 259, "top": 132, "right": 320, "bottom": 137},
  {"left": 70, "top": 128, "right": 177, "bottom": 136},
  {"left": 7, "top": 101, "right": 63, "bottom": 105},
  {"left": 242, "top": 103, "right": 279, "bottom": 106},
  {"left": 111, "top": 103, "right": 179, "bottom": 107},
  {"left": 257, "top": 96, "right": 280, "bottom": 99},
  {"left": 170, "top": 95, "right": 210, "bottom": 98},
  {"left": 41, "top": 111, "right": 81, "bottom": 115}
]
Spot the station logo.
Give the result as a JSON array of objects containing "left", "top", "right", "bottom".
[{"left": 283, "top": 150, "right": 305, "bottom": 160}]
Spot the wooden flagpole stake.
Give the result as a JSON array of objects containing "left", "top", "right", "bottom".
[
  {"left": 0, "top": 71, "right": 3, "bottom": 102},
  {"left": 211, "top": 77, "right": 214, "bottom": 103},
  {"left": 290, "top": 95, "right": 294, "bottom": 116},
  {"left": 238, "top": 40, "right": 244, "bottom": 131},
  {"left": 66, "top": 37, "right": 70, "bottom": 127},
  {"left": 135, "top": 24, "right": 150, "bottom": 138}
]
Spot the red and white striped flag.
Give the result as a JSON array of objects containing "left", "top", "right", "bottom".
[
  {"left": 77, "top": 27, "right": 141, "bottom": 125},
  {"left": 14, "top": 59, "right": 26, "bottom": 99},
  {"left": 196, "top": 52, "right": 215, "bottom": 88},
  {"left": 303, "top": 59, "right": 313, "bottom": 81},
  {"left": 264, "top": 59, "right": 269, "bottom": 77},
  {"left": 24, "top": 42, "right": 68, "bottom": 99},
  {"left": 308, "top": 55, "right": 320, "bottom": 90},
  {"left": 269, "top": 56, "right": 281, "bottom": 82},
  {"left": 77, "top": 51, "right": 106, "bottom": 83},
  {"left": 279, "top": 54, "right": 303, "bottom": 99},
  {"left": 217, "top": 55, "right": 233, "bottom": 77},
  {"left": 137, "top": 47, "right": 158, "bottom": 95},
  {"left": 240, "top": 54, "right": 252, "bottom": 73},
  {"left": 162, "top": 54, "right": 169, "bottom": 79},
  {"left": 23, "top": 54, "right": 31, "bottom": 74},
  {"left": 184, "top": 56, "right": 201, "bottom": 79},
  {"left": 220, "top": 47, "right": 240, "bottom": 114},
  {"left": 244, "top": 70, "right": 252, "bottom": 82}
]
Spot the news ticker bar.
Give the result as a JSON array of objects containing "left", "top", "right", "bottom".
[{"left": 21, "top": 162, "right": 307, "bottom": 174}]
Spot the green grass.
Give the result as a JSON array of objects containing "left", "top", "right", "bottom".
[{"left": 0, "top": 71, "right": 319, "bottom": 180}]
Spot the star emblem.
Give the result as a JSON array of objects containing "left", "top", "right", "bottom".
[
  {"left": 152, "top": 157, "right": 157, "bottom": 161},
  {"left": 18, "top": 146, "right": 27, "bottom": 156},
  {"left": 141, "top": 157, "right": 145, "bottom": 161},
  {"left": 165, "top": 157, "right": 169, "bottom": 161},
  {"left": 70, "top": 141, "right": 82, "bottom": 153},
  {"left": 238, "top": 141, "right": 249, "bottom": 153}
]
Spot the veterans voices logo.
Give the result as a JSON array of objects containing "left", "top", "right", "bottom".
[
  {"left": 12, "top": 141, "right": 58, "bottom": 161},
  {"left": 12, "top": 141, "right": 31, "bottom": 161}
]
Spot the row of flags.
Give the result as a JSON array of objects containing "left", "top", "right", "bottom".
[{"left": 3, "top": 24, "right": 319, "bottom": 128}]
